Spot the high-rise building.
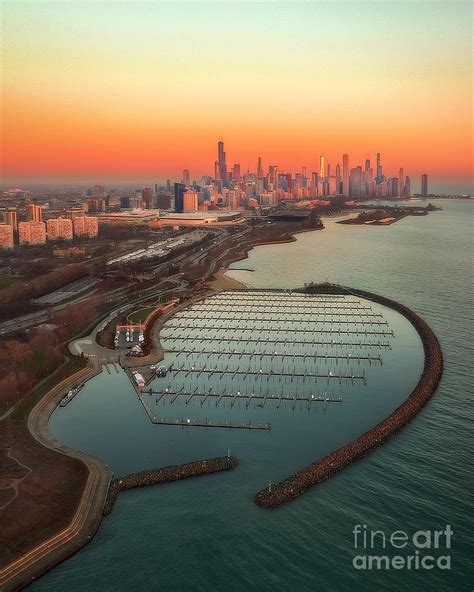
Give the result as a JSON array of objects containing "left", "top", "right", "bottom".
[
  {"left": 174, "top": 182, "right": 185, "bottom": 213},
  {"left": 87, "top": 199, "right": 99, "bottom": 213},
  {"left": 232, "top": 163, "right": 241, "bottom": 183},
  {"left": 319, "top": 154, "right": 325, "bottom": 179},
  {"left": 120, "top": 196, "right": 131, "bottom": 209},
  {"left": 365, "top": 158, "right": 371, "bottom": 171},
  {"left": 257, "top": 157, "right": 263, "bottom": 179},
  {"left": 46, "top": 218, "right": 74, "bottom": 241},
  {"left": 0, "top": 224, "right": 14, "bottom": 249},
  {"left": 26, "top": 203, "right": 43, "bottom": 223},
  {"left": 349, "top": 166, "right": 362, "bottom": 197},
  {"left": 141, "top": 187, "right": 152, "bottom": 209},
  {"left": 183, "top": 190, "right": 198, "bottom": 212},
  {"left": 376, "top": 153, "right": 383, "bottom": 184},
  {"left": 335, "top": 164, "right": 341, "bottom": 194},
  {"left": 156, "top": 194, "right": 172, "bottom": 209},
  {"left": 398, "top": 168, "right": 404, "bottom": 197},
  {"left": 18, "top": 221, "right": 46, "bottom": 245},
  {"left": 404, "top": 176, "right": 411, "bottom": 197},
  {"left": 217, "top": 140, "right": 227, "bottom": 186},
  {"left": 4, "top": 209, "right": 18, "bottom": 232},
  {"left": 73, "top": 216, "right": 98, "bottom": 238},
  {"left": 421, "top": 174, "right": 428, "bottom": 197},
  {"left": 182, "top": 169, "right": 191, "bottom": 186},
  {"left": 389, "top": 178, "right": 399, "bottom": 198},
  {"left": 92, "top": 185, "right": 105, "bottom": 198},
  {"left": 342, "top": 154, "right": 350, "bottom": 197}
]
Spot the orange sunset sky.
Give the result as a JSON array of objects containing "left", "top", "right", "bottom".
[{"left": 1, "top": 1, "right": 472, "bottom": 191}]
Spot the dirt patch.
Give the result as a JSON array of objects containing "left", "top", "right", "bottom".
[{"left": 0, "top": 421, "right": 89, "bottom": 566}]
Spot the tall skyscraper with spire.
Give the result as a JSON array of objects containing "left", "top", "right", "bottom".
[
  {"left": 342, "top": 154, "right": 349, "bottom": 197},
  {"left": 217, "top": 140, "right": 227, "bottom": 186}
]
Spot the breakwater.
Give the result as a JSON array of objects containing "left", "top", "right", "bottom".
[
  {"left": 103, "top": 455, "right": 239, "bottom": 516},
  {"left": 254, "top": 284, "right": 443, "bottom": 508}
]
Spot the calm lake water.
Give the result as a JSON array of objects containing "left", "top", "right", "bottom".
[{"left": 34, "top": 200, "right": 473, "bottom": 591}]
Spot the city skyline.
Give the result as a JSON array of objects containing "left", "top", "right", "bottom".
[{"left": 1, "top": 2, "right": 472, "bottom": 194}]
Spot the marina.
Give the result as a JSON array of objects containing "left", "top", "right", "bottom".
[{"left": 123, "top": 290, "right": 403, "bottom": 431}]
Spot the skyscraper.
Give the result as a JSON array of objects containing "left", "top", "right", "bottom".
[
  {"left": 421, "top": 174, "right": 428, "bottom": 197},
  {"left": 342, "top": 154, "right": 350, "bottom": 197},
  {"left": 319, "top": 154, "right": 325, "bottom": 179},
  {"left": 26, "top": 203, "right": 42, "bottom": 223},
  {"left": 398, "top": 168, "right": 404, "bottom": 197},
  {"left": 174, "top": 182, "right": 185, "bottom": 213},
  {"left": 335, "top": 164, "right": 341, "bottom": 194},
  {"left": 182, "top": 169, "right": 191, "bottom": 186},
  {"left": 376, "top": 153, "right": 383, "bottom": 184},
  {"left": 183, "top": 190, "right": 198, "bottom": 212},
  {"left": 349, "top": 166, "right": 362, "bottom": 197},
  {"left": 4, "top": 209, "right": 18, "bottom": 232},
  {"left": 257, "top": 157, "right": 263, "bottom": 179},
  {"left": 232, "top": 163, "right": 241, "bottom": 183},
  {"left": 217, "top": 140, "right": 227, "bottom": 186},
  {"left": 404, "top": 176, "right": 411, "bottom": 197},
  {"left": 141, "top": 187, "right": 152, "bottom": 209}
]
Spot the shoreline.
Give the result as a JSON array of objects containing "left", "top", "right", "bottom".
[
  {"left": 214, "top": 222, "right": 323, "bottom": 288},
  {"left": 254, "top": 283, "right": 443, "bottom": 507},
  {"left": 0, "top": 365, "right": 112, "bottom": 592}
]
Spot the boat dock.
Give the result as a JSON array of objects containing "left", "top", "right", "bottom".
[
  {"left": 59, "top": 385, "right": 83, "bottom": 407},
  {"left": 125, "top": 290, "right": 396, "bottom": 431}
]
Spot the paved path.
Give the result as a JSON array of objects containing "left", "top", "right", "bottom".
[
  {"left": 0, "top": 448, "right": 33, "bottom": 510},
  {"left": 0, "top": 365, "right": 112, "bottom": 592}
]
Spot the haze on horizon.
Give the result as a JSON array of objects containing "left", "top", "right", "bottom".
[{"left": 1, "top": 1, "right": 472, "bottom": 192}]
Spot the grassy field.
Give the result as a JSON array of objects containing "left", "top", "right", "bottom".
[
  {"left": 128, "top": 306, "right": 155, "bottom": 324},
  {"left": 10, "top": 357, "right": 88, "bottom": 422}
]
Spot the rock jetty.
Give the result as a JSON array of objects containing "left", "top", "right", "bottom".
[
  {"left": 104, "top": 455, "right": 238, "bottom": 515},
  {"left": 255, "top": 284, "right": 443, "bottom": 508}
]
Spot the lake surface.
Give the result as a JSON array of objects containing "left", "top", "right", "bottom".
[{"left": 34, "top": 200, "right": 473, "bottom": 591}]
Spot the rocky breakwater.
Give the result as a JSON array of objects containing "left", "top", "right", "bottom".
[
  {"left": 104, "top": 455, "right": 239, "bottom": 515},
  {"left": 255, "top": 283, "right": 443, "bottom": 508}
]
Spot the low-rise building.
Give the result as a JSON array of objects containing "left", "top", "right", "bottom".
[
  {"left": 149, "top": 211, "right": 244, "bottom": 228},
  {"left": 97, "top": 210, "right": 160, "bottom": 226}
]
